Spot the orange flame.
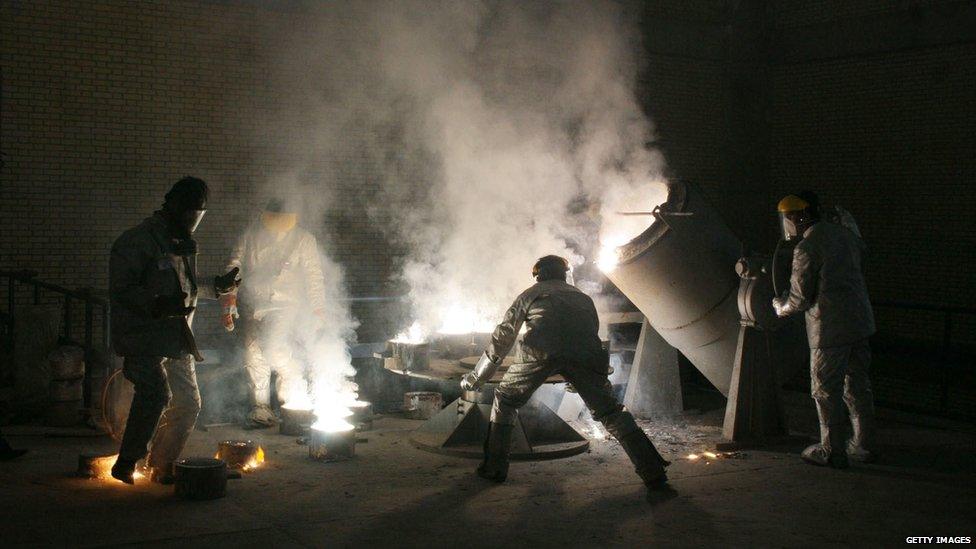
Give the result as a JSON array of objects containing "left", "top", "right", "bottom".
[
  {"left": 88, "top": 454, "right": 144, "bottom": 482},
  {"left": 242, "top": 446, "right": 266, "bottom": 472},
  {"left": 90, "top": 454, "right": 118, "bottom": 479}
]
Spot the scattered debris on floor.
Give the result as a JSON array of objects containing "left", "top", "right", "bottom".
[{"left": 685, "top": 451, "right": 747, "bottom": 462}]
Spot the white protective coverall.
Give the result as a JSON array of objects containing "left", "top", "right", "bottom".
[
  {"left": 778, "top": 220, "right": 876, "bottom": 463},
  {"left": 226, "top": 223, "right": 326, "bottom": 411}
]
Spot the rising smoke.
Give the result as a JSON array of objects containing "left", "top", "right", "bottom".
[{"left": 259, "top": 0, "right": 668, "bottom": 343}]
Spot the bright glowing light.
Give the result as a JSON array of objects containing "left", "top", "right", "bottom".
[
  {"left": 282, "top": 392, "right": 314, "bottom": 411},
  {"left": 687, "top": 453, "right": 700, "bottom": 461},
  {"left": 437, "top": 303, "right": 494, "bottom": 334},
  {"left": 702, "top": 451, "right": 718, "bottom": 459},
  {"left": 88, "top": 454, "right": 120, "bottom": 479},
  {"left": 242, "top": 446, "right": 266, "bottom": 471},
  {"left": 597, "top": 238, "right": 625, "bottom": 272},
  {"left": 584, "top": 420, "right": 608, "bottom": 440},
  {"left": 392, "top": 321, "right": 426, "bottom": 343},
  {"left": 596, "top": 179, "right": 669, "bottom": 272},
  {"left": 312, "top": 416, "right": 355, "bottom": 433}
]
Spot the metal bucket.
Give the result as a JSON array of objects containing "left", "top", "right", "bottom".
[
  {"left": 404, "top": 391, "right": 442, "bottom": 419},
  {"left": 215, "top": 440, "right": 258, "bottom": 470},
  {"left": 349, "top": 401, "right": 373, "bottom": 431},
  {"left": 280, "top": 407, "right": 315, "bottom": 436},
  {"left": 175, "top": 458, "right": 227, "bottom": 500},
  {"left": 605, "top": 180, "right": 742, "bottom": 395},
  {"left": 386, "top": 341, "right": 430, "bottom": 371},
  {"left": 49, "top": 346, "right": 85, "bottom": 380},
  {"left": 308, "top": 428, "right": 356, "bottom": 462},
  {"left": 50, "top": 377, "right": 84, "bottom": 402}
]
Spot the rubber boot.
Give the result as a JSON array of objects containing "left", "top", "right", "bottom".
[
  {"left": 618, "top": 430, "right": 670, "bottom": 489},
  {"left": 246, "top": 405, "right": 277, "bottom": 429},
  {"left": 847, "top": 414, "right": 875, "bottom": 463},
  {"left": 802, "top": 423, "right": 849, "bottom": 469},
  {"left": 111, "top": 458, "right": 137, "bottom": 485},
  {"left": 477, "top": 422, "right": 513, "bottom": 483}
]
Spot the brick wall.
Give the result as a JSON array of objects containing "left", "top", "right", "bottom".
[
  {"left": 1, "top": 1, "right": 740, "bottom": 345},
  {"left": 8, "top": 1, "right": 966, "bottom": 353},
  {"left": 771, "top": 0, "right": 963, "bottom": 29},
  {"left": 769, "top": 22, "right": 976, "bottom": 347},
  {"left": 0, "top": 0, "right": 403, "bottom": 343}
]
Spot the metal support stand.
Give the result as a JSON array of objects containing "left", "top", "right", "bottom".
[
  {"left": 720, "top": 256, "right": 788, "bottom": 445},
  {"left": 623, "top": 318, "right": 683, "bottom": 418},
  {"left": 722, "top": 322, "right": 787, "bottom": 442},
  {"left": 410, "top": 386, "right": 589, "bottom": 460}
]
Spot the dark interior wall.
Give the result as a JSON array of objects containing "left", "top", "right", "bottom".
[
  {"left": 768, "top": 0, "right": 976, "bottom": 347},
  {"left": 0, "top": 0, "right": 746, "bottom": 343},
  {"left": 0, "top": 0, "right": 398, "bottom": 341},
  {"left": 1, "top": 0, "right": 972, "bottom": 349}
]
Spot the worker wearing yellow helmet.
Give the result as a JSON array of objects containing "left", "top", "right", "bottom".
[{"left": 773, "top": 191, "right": 876, "bottom": 468}]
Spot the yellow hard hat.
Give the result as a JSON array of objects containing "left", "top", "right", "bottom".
[{"left": 777, "top": 195, "right": 810, "bottom": 213}]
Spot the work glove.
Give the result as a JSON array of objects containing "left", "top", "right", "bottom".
[
  {"left": 460, "top": 351, "right": 501, "bottom": 392},
  {"left": 214, "top": 267, "right": 241, "bottom": 295},
  {"left": 153, "top": 292, "right": 193, "bottom": 318},
  {"left": 772, "top": 296, "right": 790, "bottom": 318},
  {"left": 219, "top": 292, "right": 239, "bottom": 331}
]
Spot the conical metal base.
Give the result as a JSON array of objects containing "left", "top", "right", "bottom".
[{"left": 409, "top": 389, "right": 589, "bottom": 460}]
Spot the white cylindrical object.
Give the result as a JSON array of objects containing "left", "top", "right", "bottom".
[{"left": 605, "top": 181, "right": 742, "bottom": 395}]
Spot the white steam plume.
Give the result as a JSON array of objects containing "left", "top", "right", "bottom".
[{"left": 258, "top": 0, "right": 668, "bottom": 341}]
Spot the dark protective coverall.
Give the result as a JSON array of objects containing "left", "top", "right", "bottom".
[
  {"left": 782, "top": 221, "right": 876, "bottom": 458},
  {"left": 110, "top": 212, "right": 213, "bottom": 471},
  {"left": 486, "top": 280, "right": 645, "bottom": 442}
]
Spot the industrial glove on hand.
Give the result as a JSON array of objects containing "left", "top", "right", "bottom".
[
  {"left": 214, "top": 267, "right": 241, "bottom": 295},
  {"left": 460, "top": 351, "right": 501, "bottom": 392},
  {"left": 153, "top": 292, "right": 193, "bottom": 318},
  {"left": 772, "top": 296, "right": 791, "bottom": 318},
  {"left": 219, "top": 292, "right": 239, "bottom": 331}
]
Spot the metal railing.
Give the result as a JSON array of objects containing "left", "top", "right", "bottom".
[
  {"left": 871, "top": 300, "right": 976, "bottom": 419},
  {"left": 1, "top": 270, "right": 110, "bottom": 408}
]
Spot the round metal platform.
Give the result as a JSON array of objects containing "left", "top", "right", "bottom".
[{"left": 387, "top": 357, "right": 589, "bottom": 460}]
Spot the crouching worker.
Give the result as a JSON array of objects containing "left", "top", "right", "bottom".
[
  {"left": 461, "top": 255, "right": 670, "bottom": 489},
  {"left": 108, "top": 177, "right": 240, "bottom": 484}
]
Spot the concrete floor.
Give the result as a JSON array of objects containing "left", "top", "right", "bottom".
[{"left": 2, "top": 410, "right": 975, "bottom": 548}]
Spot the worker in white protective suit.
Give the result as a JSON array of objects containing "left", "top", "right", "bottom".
[
  {"left": 773, "top": 192, "right": 876, "bottom": 468},
  {"left": 221, "top": 199, "right": 327, "bottom": 427}
]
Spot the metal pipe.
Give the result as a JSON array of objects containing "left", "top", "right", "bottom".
[{"left": 604, "top": 180, "right": 742, "bottom": 395}]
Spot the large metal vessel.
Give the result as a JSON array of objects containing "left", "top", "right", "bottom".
[{"left": 605, "top": 181, "right": 742, "bottom": 395}]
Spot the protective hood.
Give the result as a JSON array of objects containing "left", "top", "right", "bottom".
[
  {"left": 261, "top": 211, "right": 298, "bottom": 234},
  {"left": 184, "top": 209, "right": 207, "bottom": 235},
  {"left": 777, "top": 195, "right": 810, "bottom": 241},
  {"left": 779, "top": 212, "right": 802, "bottom": 241}
]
